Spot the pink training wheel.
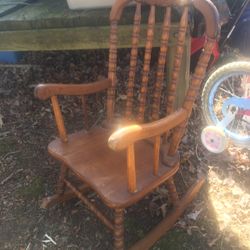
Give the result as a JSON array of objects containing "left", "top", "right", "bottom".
[{"left": 201, "top": 126, "right": 228, "bottom": 153}]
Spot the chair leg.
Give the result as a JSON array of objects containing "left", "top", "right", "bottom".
[
  {"left": 41, "top": 164, "right": 75, "bottom": 209},
  {"left": 56, "top": 164, "right": 68, "bottom": 195},
  {"left": 166, "top": 177, "right": 179, "bottom": 206},
  {"left": 114, "top": 208, "right": 125, "bottom": 250}
]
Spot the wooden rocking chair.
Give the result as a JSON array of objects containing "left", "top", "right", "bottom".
[{"left": 34, "top": 0, "right": 219, "bottom": 249}]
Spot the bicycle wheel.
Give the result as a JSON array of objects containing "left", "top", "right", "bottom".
[{"left": 201, "top": 61, "right": 250, "bottom": 147}]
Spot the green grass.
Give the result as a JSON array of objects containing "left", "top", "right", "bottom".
[{"left": 18, "top": 176, "right": 44, "bottom": 199}]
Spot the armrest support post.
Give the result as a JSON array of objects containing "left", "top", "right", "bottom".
[
  {"left": 153, "top": 136, "right": 161, "bottom": 176},
  {"left": 127, "top": 144, "right": 137, "bottom": 193},
  {"left": 51, "top": 96, "right": 67, "bottom": 142}
]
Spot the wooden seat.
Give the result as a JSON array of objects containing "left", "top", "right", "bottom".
[
  {"left": 48, "top": 127, "right": 179, "bottom": 208},
  {"left": 35, "top": 0, "right": 219, "bottom": 249}
]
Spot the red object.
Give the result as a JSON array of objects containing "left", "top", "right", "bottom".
[
  {"left": 191, "top": 36, "right": 220, "bottom": 67},
  {"left": 238, "top": 110, "right": 250, "bottom": 115}
]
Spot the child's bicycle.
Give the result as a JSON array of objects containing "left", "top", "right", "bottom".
[
  {"left": 201, "top": 61, "right": 250, "bottom": 153},
  {"left": 190, "top": 0, "right": 250, "bottom": 153}
]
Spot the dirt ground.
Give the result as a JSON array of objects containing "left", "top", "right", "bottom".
[{"left": 0, "top": 50, "right": 249, "bottom": 250}]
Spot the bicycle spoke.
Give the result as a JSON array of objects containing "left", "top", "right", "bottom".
[
  {"left": 231, "top": 116, "right": 249, "bottom": 136},
  {"left": 218, "top": 86, "right": 236, "bottom": 96},
  {"left": 224, "top": 77, "right": 235, "bottom": 94},
  {"left": 242, "top": 117, "right": 250, "bottom": 125}
]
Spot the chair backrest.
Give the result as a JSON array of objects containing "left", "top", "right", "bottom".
[{"left": 106, "top": 0, "right": 219, "bottom": 126}]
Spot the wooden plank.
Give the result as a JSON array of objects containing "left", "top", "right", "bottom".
[
  {"left": 0, "top": 26, "right": 140, "bottom": 51},
  {"left": 0, "top": 24, "right": 186, "bottom": 51},
  {"left": 0, "top": 0, "right": 111, "bottom": 31},
  {"left": 0, "top": 1, "right": 164, "bottom": 31},
  {"left": 0, "top": 0, "right": 181, "bottom": 31}
]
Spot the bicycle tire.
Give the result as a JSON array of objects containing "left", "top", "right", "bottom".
[{"left": 201, "top": 61, "right": 250, "bottom": 146}]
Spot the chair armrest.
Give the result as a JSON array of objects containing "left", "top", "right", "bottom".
[
  {"left": 108, "top": 108, "right": 188, "bottom": 151},
  {"left": 34, "top": 79, "right": 111, "bottom": 100}
]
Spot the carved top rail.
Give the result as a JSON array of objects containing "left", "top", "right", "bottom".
[{"left": 110, "top": 0, "right": 219, "bottom": 39}]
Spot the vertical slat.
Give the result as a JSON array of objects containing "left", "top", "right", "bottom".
[
  {"left": 168, "top": 37, "right": 216, "bottom": 156},
  {"left": 151, "top": 7, "right": 171, "bottom": 121},
  {"left": 153, "top": 135, "right": 161, "bottom": 176},
  {"left": 107, "top": 21, "right": 118, "bottom": 121},
  {"left": 127, "top": 144, "right": 137, "bottom": 192},
  {"left": 125, "top": 2, "right": 142, "bottom": 119},
  {"left": 81, "top": 95, "right": 89, "bottom": 129},
  {"left": 166, "top": 7, "right": 189, "bottom": 116},
  {"left": 138, "top": 5, "right": 156, "bottom": 122},
  {"left": 51, "top": 96, "right": 67, "bottom": 142}
]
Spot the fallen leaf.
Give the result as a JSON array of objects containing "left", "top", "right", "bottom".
[{"left": 187, "top": 209, "right": 203, "bottom": 221}]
